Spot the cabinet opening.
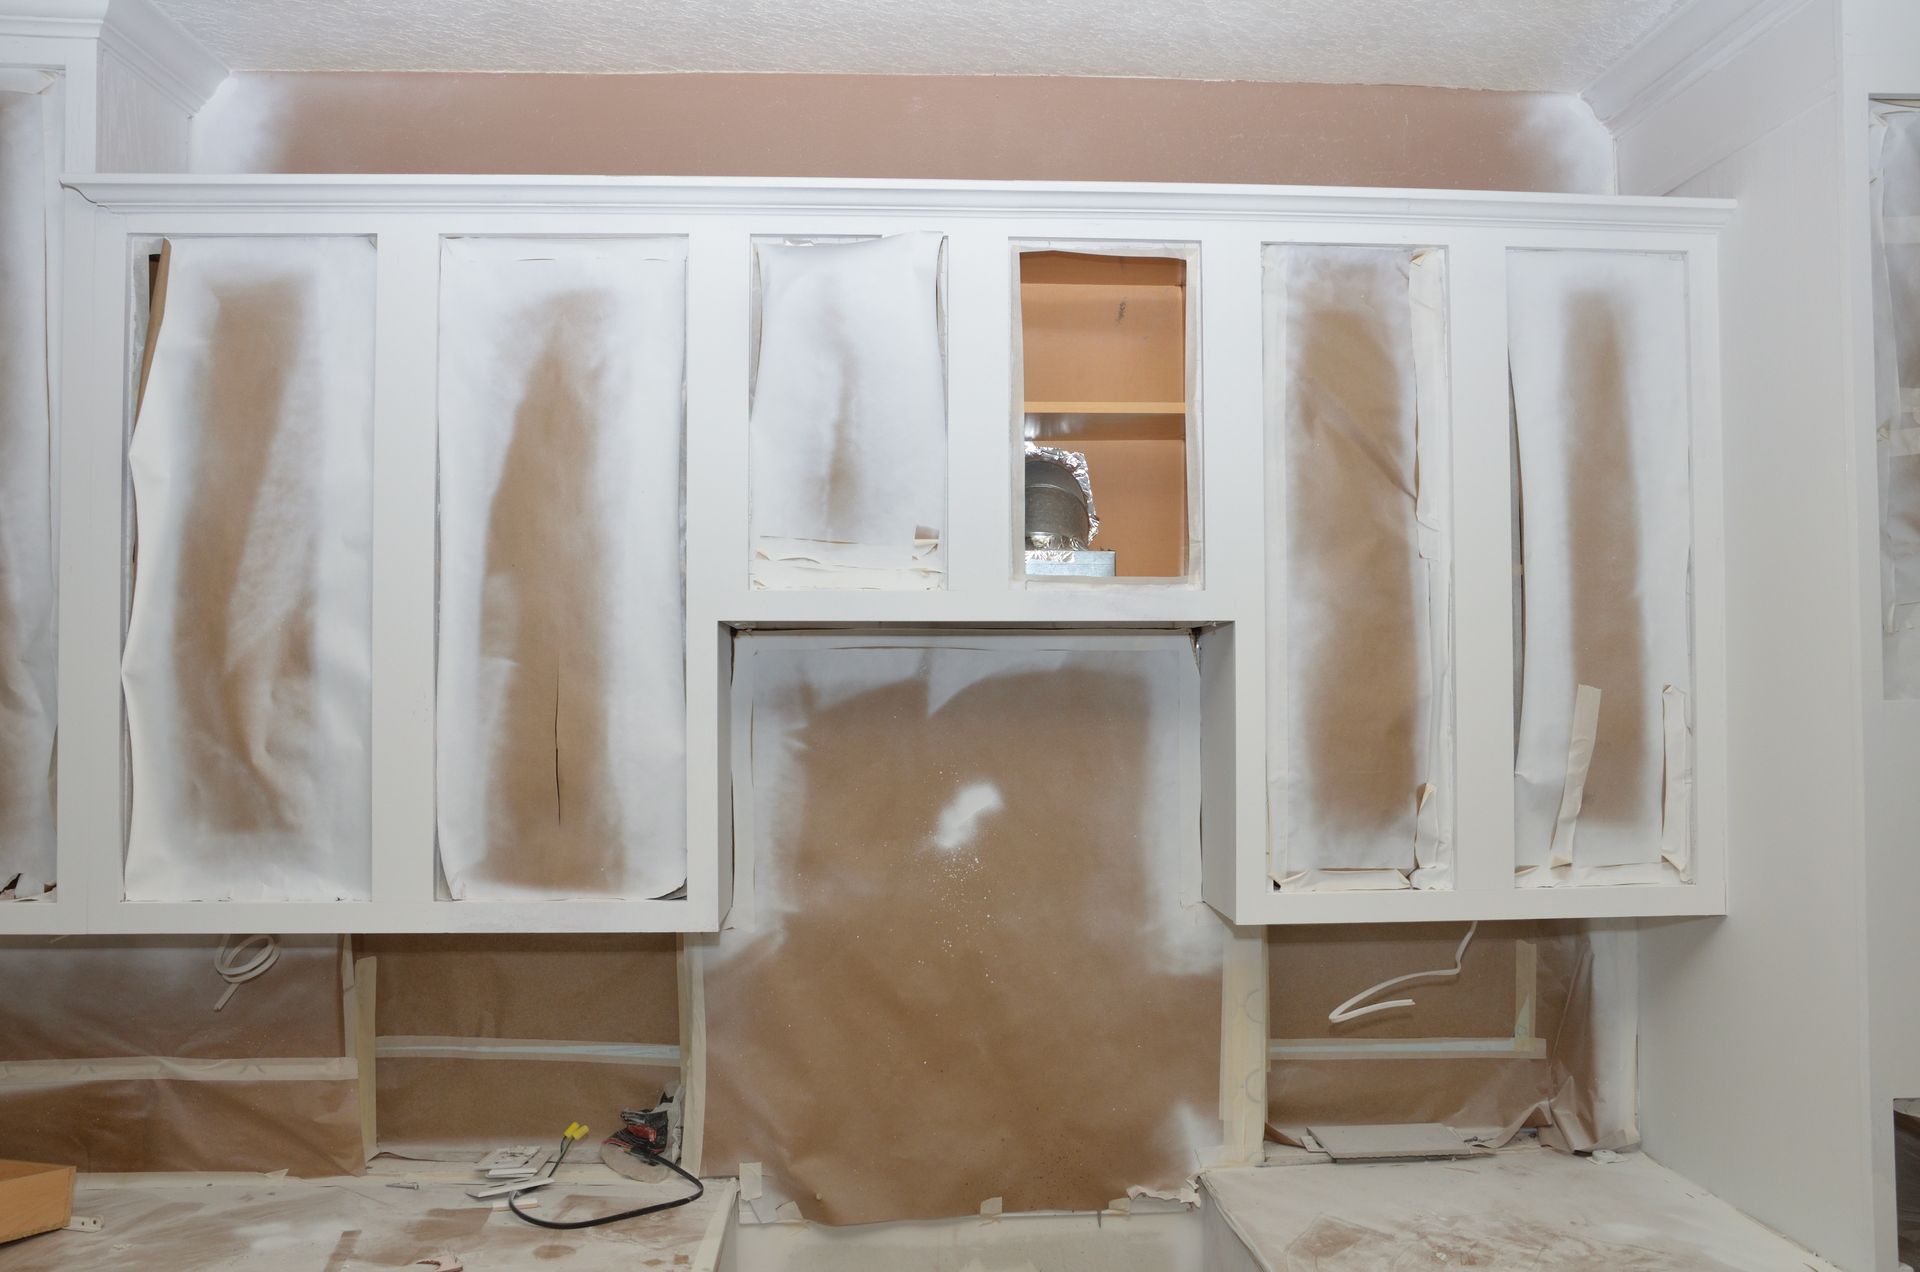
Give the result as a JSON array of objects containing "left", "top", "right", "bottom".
[{"left": 1016, "top": 248, "right": 1196, "bottom": 582}]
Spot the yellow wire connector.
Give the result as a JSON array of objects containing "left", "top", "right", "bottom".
[{"left": 564, "top": 1122, "right": 589, "bottom": 1141}]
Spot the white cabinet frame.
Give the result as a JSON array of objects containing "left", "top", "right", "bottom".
[{"left": 35, "top": 176, "right": 1730, "bottom": 933}]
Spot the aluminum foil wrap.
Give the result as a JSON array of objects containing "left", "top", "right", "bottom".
[{"left": 1023, "top": 443, "right": 1099, "bottom": 549}]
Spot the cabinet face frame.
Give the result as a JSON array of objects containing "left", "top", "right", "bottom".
[{"left": 37, "top": 177, "right": 1730, "bottom": 933}]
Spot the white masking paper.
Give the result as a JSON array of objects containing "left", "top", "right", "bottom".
[
  {"left": 1509, "top": 250, "right": 1692, "bottom": 882},
  {"left": 436, "top": 238, "right": 688, "bottom": 900},
  {"left": 0, "top": 76, "right": 56, "bottom": 897},
  {"left": 748, "top": 233, "right": 946, "bottom": 589},
  {"left": 1266, "top": 246, "right": 1452, "bottom": 891},
  {"left": 1871, "top": 103, "right": 1920, "bottom": 697},
  {"left": 123, "top": 237, "right": 375, "bottom": 901}
]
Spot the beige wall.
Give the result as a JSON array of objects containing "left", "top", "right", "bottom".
[{"left": 192, "top": 72, "right": 1613, "bottom": 192}]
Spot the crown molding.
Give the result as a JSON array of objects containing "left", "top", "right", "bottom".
[
  {"left": 1583, "top": 0, "right": 1812, "bottom": 133},
  {"left": 0, "top": 0, "right": 225, "bottom": 112}
]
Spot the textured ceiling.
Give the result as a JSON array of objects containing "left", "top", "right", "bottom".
[{"left": 155, "top": 0, "right": 1686, "bottom": 91}]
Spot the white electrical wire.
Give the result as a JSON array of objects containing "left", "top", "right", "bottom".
[
  {"left": 1327, "top": 921, "right": 1479, "bottom": 1024},
  {"left": 213, "top": 934, "right": 280, "bottom": 1011}
]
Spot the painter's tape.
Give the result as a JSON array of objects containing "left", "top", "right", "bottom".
[
  {"left": 979, "top": 1196, "right": 1003, "bottom": 1217},
  {"left": 1660, "top": 685, "right": 1694, "bottom": 877},
  {"left": 1549, "top": 685, "right": 1602, "bottom": 868},
  {"left": 1271, "top": 1037, "right": 1546, "bottom": 1061},
  {"left": 0, "top": 1056, "right": 357, "bottom": 1085},
  {"left": 738, "top": 1161, "right": 763, "bottom": 1201},
  {"left": 372, "top": 1036, "right": 681, "bottom": 1067}
]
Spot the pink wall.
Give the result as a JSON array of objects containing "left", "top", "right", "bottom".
[{"left": 193, "top": 73, "right": 1613, "bottom": 193}]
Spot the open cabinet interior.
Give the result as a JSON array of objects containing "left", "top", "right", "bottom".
[{"left": 1017, "top": 250, "right": 1194, "bottom": 581}]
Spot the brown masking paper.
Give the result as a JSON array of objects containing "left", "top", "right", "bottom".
[
  {"left": 702, "top": 632, "right": 1228, "bottom": 1225},
  {"left": 0, "top": 937, "right": 361, "bottom": 1176},
  {"left": 436, "top": 239, "right": 688, "bottom": 899},
  {"left": 1267, "top": 246, "right": 1450, "bottom": 888},
  {"left": 749, "top": 234, "right": 947, "bottom": 589},
  {"left": 361, "top": 934, "right": 680, "bottom": 1155},
  {"left": 1267, "top": 923, "right": 1636, "bottom": 1152},
  {"left": 123, "top": 237, "right": 376, "bottom": 901},
  {"left": 0, "top": 77, "right": 56, "bottom": 897},
  {"left": 1509, "top": 250, "right": 1691, "bottom": 881}
]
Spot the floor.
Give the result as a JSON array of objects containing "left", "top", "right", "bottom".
[
  {"left": 1202, "top": 1148, "right": 1839, "bottom": 1271},
  {"left": 0, "top": 1169, "right": 736, "bottom": 1271}
]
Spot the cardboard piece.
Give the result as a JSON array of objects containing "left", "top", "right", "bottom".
[
  {"left": 703, "top": 632, "right": 1226, "bottom": 1224},
  {"left": 1509, "top": 250, "right": 1692, "bottom": 881},
  {"left": 122, "top": 237, "right": 377, "bottom": 901},
  {"left": 435, "top": 238, "right": 688, "bottom": 899},
  {"left": 749, "top": 233, "right": 947, "bottom": 589},
  {"left": 0, "top": 1160, "right": 74, "bottom": 1244},
  {"left": 0, "top": 78, "right": 56, "bottom": 896},
  {"left": 1267, "top": 246, "right": 1450, "bottom": 888}
]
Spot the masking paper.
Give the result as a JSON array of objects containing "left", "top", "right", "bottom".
[
  {"left": 1509, "top": 250, "right": 1691, "bottom": 882},
  {"left": 360, "top": 933, "right": 680, "bottom": 1155},
  {"left": 0, "top": 936, "right": 361, "bottom": 1175},
  {"left": 0, "top": 76, "right": 56, "bottom": 898},
  {"left": 436, "top": 238, "right": 688, "bottom": 899},
  {"left": 1871, "top": 104, "right": 1920, "bottom": 697},
  {"left": 702, "top": 632, "right": 1226, "bottom": 1224},
  {"left": 1266, "top": 246, "right": 1451, "bottom": 890},
  {"left": 123, "top": 237, "right": 375, "bottom": 901},
  {"left": 1268, "top": 922, "right": 1637, "bottom": 1152},
  {"left": 748, "top": 233, "right": 946, "bottom": 589}
]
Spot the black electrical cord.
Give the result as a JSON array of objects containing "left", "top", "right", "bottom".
[{"left": 506, "top": 1140, "right": 705, "bottom": 1231}]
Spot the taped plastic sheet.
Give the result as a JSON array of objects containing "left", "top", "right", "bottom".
[
  {"left": 0, "top": 75, "right": 56, "bottom": 899},
  {"left": 123, "top": 237, "right": 375, "bottom": 901},
  {"left": 0, "top": 937, "right": 361, "bottom": 1175},
  {"left": 1265, "top": 246, "right": 1452, "bottom": 891},
  {"left": 436, "top": 238, "right": 688, "bottom": 900},
  {"left": 1267, "top": 922, "right": 1637, "bottom": 1153},
  {"left": 1871, "top": 104, "right": 1920, "bottom": 697},
  {"left": 703, "top": 632, "right": 1227, "bottom": 1224},
  {"left": 359, "top": 934, "right": 680, "bottom": 1156},
  {"left": 1509, "top": 250, "right": 1692, "bottom": 884},
  {"left": 749, "top": 233, "right": 946, "bottom": 589}
]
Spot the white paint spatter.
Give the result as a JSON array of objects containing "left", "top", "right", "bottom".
[{"left": 929, "top": 782, "right": 1004, "bottom": 854}]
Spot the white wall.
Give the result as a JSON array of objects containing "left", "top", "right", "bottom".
[
  {"left": 1611, "top": 2, "right": 1882, "bottom": 1268},
  {"left": 1842, "top": 2, "right": 1920, "bottom": 1266}
]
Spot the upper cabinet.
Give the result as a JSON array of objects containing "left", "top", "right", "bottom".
[{"left": 19, "top": 177, "right": 1728, "bottom": 932}]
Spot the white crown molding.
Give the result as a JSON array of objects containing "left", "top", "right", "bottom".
[
  {"left": 62, "top": 172, "right": 1738, "bottom": 233},
  {"left": 0, "top": 0, "right": 224, "bottom": 111},
  {"left": 0, "top": 0, "right": 109, "bottom": 40},
  {"left": 1583, "top": 0, "right": 1812, "bottom": 133},
  {"left": 99, "top": 0, "right": 225, "bottom": 112}
]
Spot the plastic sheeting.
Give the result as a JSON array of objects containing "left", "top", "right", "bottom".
[
  {"left": 1265, "top": 245, "right": 1451, "bottom": 891},
  {"left": 0, "top": 75, "right": 56, "bottom": 899},
  {"left": 748, "top": 233, "right": 946, "bottom": 589},
  {"left": 702, "top": 632, "right": 1226, "bottom": 1224},
  {"left": 1509, "top": 250, "right": 1692, "bottom": 884},
  {"left": 0, "top": 937, "right": 362, "bottom": 1176},
  {"left": 436, "top": 238, "right": 688, "bottom": 900},
  {"left": 1872, "top": 104, "right": 1920, "bottom": 698},
  {"left": 1267, "top": 922, "right": 1638, "bottom": 1153},
  {"left": 359, "top": 934, "right": 680, "bottom": 1156},
  {"left": 123, "top": 237, "right": 375, "bottom": 901}
]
